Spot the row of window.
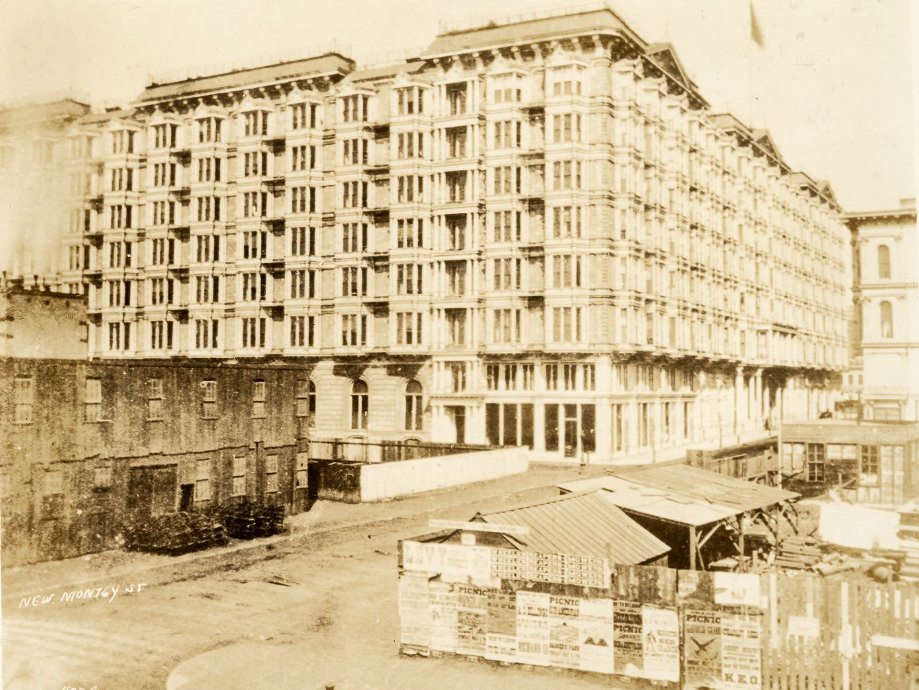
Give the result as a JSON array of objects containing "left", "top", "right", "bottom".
[
  {"left": 11, "top": 375, "right": 424, "bottom": 433},
  {"left": 149, "top": 104, "right": 321, "bottom": 149},
  {"left": 483, "top": 398, "right": 693, "bottom": 455},
  {"left": 98, "top": 303, "right": 835, "bottom": 357},
  {"left": 32, "top": 453, "right": 302, "bottom": 501},
  {"left": 783, "top": 442, "right": 905, "bottom": 484}
]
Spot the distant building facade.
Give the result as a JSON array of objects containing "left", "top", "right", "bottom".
[
  {"left": 0, "top": 6, "right": 851, "bottom": 462},
  {"left": 781, "top": 420, "right": 919, "bottom": 504},
  {"left": 0, "top": 98, "right": 93, "bottom": 283},
  {"left": 845, "top": 199, "right": 918, "bottom": 421}
]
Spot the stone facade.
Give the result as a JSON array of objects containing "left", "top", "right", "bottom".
[{"left": 0, "top": 6, "right": 851, "bottom": 462}]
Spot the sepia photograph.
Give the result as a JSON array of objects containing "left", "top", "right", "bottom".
[{"left": 1, "top": 0, "right": 917, "bottom": 687}]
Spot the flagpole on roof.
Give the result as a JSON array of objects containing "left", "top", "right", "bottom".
[{"left": 748, "top": 0, "right": 765, "bottom": 128}]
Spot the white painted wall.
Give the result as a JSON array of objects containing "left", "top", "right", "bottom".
[{"left": 359, "top": 447, "right": 528, "bottom": 502}]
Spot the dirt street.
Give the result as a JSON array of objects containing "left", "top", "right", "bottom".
[{"left": 3, "top": 464, "right": 640, "bottom": 690}]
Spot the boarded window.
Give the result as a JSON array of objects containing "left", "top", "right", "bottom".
[
  {"left": 252, "top": 380, "right": 266, "bottom": 418},
  {"left": 93, "top": 464, "right": 113, "bottom": 489},
  {"left": 14, "top": 376, "right": 33, "bottom": 424},
  {"left": 296, "top": 452, "right": 308, "bottom": 488},
  {"left": 196, "top": 459, "right": 211, "bottom": 501},
  {"left": 201, "top": 379, "right": 217, "bottom": 418},
  {"left": 232, "top": 455, "right": 247, "bottom": 497},
  {"left": 266, "top": 455, "right": 279, "bottom": 493},
  {"left": 147, "top": 378, "right": 164, "bottom": 420},
  {"left": 43, "top": 470, "right": 64, "bottom": 495},
  {"left": 84, "top": 377, "right": 102, "bottom": 421}
]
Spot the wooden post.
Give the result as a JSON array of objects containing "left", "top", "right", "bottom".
[
  {"left": 688, "top": 525, "right": 697, "bottom": 571},
  {"left": 738, "top": 516, "right": 746, "bottom": 571}
]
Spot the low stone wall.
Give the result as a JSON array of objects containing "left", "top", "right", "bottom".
[{"left": 359, "top": 447, "right": 529, "bottom": 502}]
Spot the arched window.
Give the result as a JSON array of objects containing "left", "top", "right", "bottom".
[
  {"left": 307, "top": 380, "right": 316, "bottom": 426},
  {"left": 880, "top": 301, "right": 893, "bottom": 338},
  {"left": 351, "top": 380, "right": 369, "bottom": 430},
  {"left": 877, "top": 245, "right": 891, "bottom": 279},
  {"left": 295, "top": 379, "right": 317, "bottom": 426},
  {"left": 404, "top": 380, "right": 423, "bottom": 431}
]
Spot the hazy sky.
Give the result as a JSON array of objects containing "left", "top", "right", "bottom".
[{"left": 0, "top": 0, "right": 916, "bottom": 212}]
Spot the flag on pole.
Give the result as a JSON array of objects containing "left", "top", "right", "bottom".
[{"left": 750, "top": 0, "right": 765, "bottom": 48}]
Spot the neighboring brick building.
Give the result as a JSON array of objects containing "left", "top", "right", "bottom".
[
  {"left": 0, "top": 273, "right": 88, "bottom": 359},
  {"left": 0, "top": 358, "right": 313, "bottom": 564}
]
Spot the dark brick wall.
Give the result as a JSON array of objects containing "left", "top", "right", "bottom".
[{"left": 0, "top": 358, "right": 313, "bottom": 564}]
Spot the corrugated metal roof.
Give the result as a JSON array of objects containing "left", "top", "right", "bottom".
[
  {"left": 558, "top": 465, "right": 798, "bottom": 527},
  {"left": 139, "top": 53, "right": 354, "bottom": 103},
  {"left": 476, "top": 490, "right": 669, "bottom": 564},
  {"left": 423, "top": 9, "right": 644, "bottom": 59}
]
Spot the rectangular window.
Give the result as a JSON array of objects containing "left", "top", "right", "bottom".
[
  {"left": 265, "top": 455, "right": 279, "bottom": 493},
  {"left": 146, "top": 378, "right": 164, "bottom": 421},
  {"left": 583, "top": 364, "right": 595, "bottom": 390},
  {"left": 241, "top": 316, "right": 267, "bottom": 349},
  {"left": 551, "top": 307, "right": 582, "bottom": 343},
  {"left": 232, "top": 456, "right": 247, "bottom": 497},
  {"left": 13, "top": 376, "right": 33, "bottom": 424},
  {"left": 486, "top": 364, "right": 499, "bottom": 391},
  {"left": 807, "top": 443, "right": 826, "bottom": 483},
  {"left": 85, "top": 378, "right": 102, "bottom": 422},
  {"left": 545, "top": 364, "right": 559, "bottom": 391},
  {"left": 612, "top": 403, "right": 624, "bottom": 452},
  {"left": 446, "top": 83, "right": 467, "bottom": 115},
  {"left": 195, "top": 319, "right": 219, "bottom": 350},
  {"left": 395, "top": 311, "right": 423, "bottom": 346},
  {"left": 491, "top": 308, "right": 521, "bottom": 343},
  {"left": 201, "top": 379, "right": 217, "bottom": 418},
  {"left": 290, "top": 226, "right": 316, "bottom": 256},
  {"left": 195, "top": 459, "right": 211, "bottom": 501},
  {"left": 296, "top": 452, "right": 308, "bottom": 488},
  {"left": 93, "top": 464, "right": 113, "bottom": 489},
  {"left": 545, "top": 404, "right": 559, "bottom": 452},
  {"left": 43, "top": 471, "right": 64, "bottom": 496},
  {"left": 252, "top": 380, "right": 266, "bottom": 418},
  {"left": 563, "top": 364, "right": 577, "bottom": 391},
  {"left": 521, "top": 363, "right": 534, "bottom": 390},
  {"left": 450, "top": 362, "right": 466, "bottom": 392},
  {"left": 860, "top": 445, "right": 879, "bottom": 485},
  {"left": 341, "top": 266, "right": 369, "bottom": 297}
]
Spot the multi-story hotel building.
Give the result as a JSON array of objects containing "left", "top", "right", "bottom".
[
  {"left": 0, "top": 6, "right": 850, "bottom": 462},
  {"left": 845, "top": 199, "right": 919, "bottom": 421}
]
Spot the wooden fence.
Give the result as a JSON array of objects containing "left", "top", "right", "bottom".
[
  {"left": 398, "top": 539, "right": 919, "bottom": 689},
  {"left": 761, "top": 573, "right": 918, "bottom": 689}
]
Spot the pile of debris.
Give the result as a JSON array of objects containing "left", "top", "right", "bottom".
[{"left": 773, "top": 535, "right": 822, "bottom": 570}]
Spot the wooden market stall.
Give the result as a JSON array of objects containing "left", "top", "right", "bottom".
[{"left": 559, "top": 465, "right": 800, "bottom": 570}]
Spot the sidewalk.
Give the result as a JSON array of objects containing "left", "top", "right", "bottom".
[{"left": 2, "top": 463, "right": 606, "bottom": 603}]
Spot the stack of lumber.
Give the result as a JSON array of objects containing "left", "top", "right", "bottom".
[{"left": 774, "top": 535, "right": 823, "bottom": 570}]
